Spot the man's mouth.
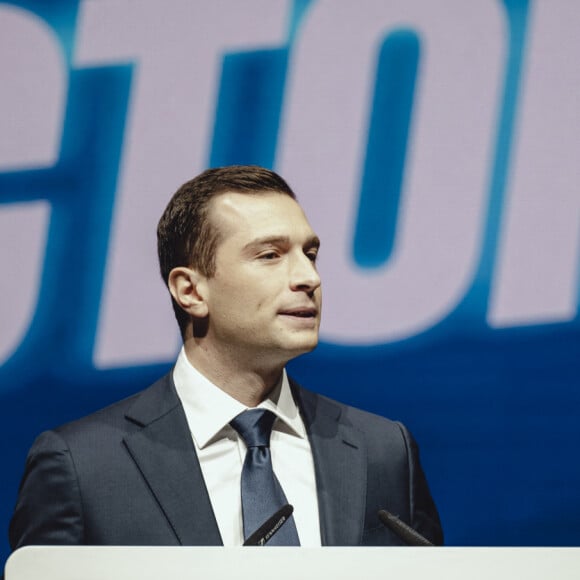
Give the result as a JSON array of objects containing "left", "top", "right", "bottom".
[{"left": 279, "top": 307, "right": 318, "bottom": 318}]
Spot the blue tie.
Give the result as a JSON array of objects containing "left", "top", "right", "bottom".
[{"left": 230, "top": 409, "right": 300, "bottom": 545}]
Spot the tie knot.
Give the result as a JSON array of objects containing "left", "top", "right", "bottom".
[{"left": 230, "top": 409, "right": 277, "bottom": 448}]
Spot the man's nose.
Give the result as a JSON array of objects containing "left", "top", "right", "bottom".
[{"left": 290, "top": 252, "right": 321, "bottom": 292}]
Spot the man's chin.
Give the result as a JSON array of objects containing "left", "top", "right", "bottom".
[
  {"left": 284, "top": 335, "right": 319, "bottom": 357},
  {"left": 262, "top": 327, "right": 320, "bottom": 363}
]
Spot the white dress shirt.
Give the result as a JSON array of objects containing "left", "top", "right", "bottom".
[{"left": 173, "top": 347, "right": 322, "bottom": 546}]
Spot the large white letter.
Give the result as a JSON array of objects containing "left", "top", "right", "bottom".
[
  {"left": 488, "top": 0, "right": 580, "bottom": 327},
  {"left": 0, "top": 6, "right": 63, "bottom": 365},
  {"left": 74, "top": 0, "right": 291, "bottom": 367},
  {"left": 278, "top": 0, "right": 506, "bottom": 344},
  {"left": 0, "top": 6, "right": 65, "bottom": 169}
]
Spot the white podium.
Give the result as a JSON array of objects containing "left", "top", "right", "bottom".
[{"left": 5, "top": 546, "right": 580, "bottom": 580}]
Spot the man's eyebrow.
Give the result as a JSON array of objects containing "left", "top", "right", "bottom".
[
  {"left": 242, "top": 235, "right": 320, "bottom": 251},
  {"left": 306, "top": 235, "right": 321, "bottom": 249},
  {"left": 243, "top": 236, "right": 291, "bottom": 251}
]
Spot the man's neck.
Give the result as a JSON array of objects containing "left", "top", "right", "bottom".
[{"left": 182, "top": 341, "right": 286, "bottom": 407}]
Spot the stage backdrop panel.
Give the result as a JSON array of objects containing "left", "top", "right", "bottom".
[{"left": 1, "top": 0, "right": 579, "bottom": 566}]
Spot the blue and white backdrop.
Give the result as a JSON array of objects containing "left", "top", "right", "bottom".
[{"left": 2, "top": 0, "right": 580, "bottom": 563}]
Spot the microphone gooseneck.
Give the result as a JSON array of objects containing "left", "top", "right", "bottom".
[
  {"left": 378, "top": 509, "right": 434, "bottom": 546},
  {"left": 243, "top": 504, "right": 294, "bottom": 546}
]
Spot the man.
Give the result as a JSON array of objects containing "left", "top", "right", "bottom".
[{"left": 9, "top": 165, "right": 443, "bottom": 548}]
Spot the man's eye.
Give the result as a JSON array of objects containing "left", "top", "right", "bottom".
[
  {"left": 306, "top": 251, "right": 318, "bottom": 263},
  {"left": 259, "top": 251, "right": 279, "bottom": 260}
]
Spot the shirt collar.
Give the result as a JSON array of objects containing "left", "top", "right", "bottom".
[{"left": 173, "top": 347, "right": 306, "bottom": 449}]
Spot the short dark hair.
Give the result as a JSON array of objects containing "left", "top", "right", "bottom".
[{"left": 157, "top": 165, "right": 296, "bottom": 338}]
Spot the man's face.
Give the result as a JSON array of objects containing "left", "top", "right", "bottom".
[{"left": 200, "top": 191, "right": 321, "bottom": 367}]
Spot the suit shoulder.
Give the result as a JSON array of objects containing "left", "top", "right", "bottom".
[
  {"left": 52, "top": 372, "right": 174, "bottom": 440},
  {"left": 329, "top": 396, "right": 411, "bottom": 447},
  {"left": 292, "top": 379, "right": 407, "bottom": 437},
  {"left": 338, "top": 398, "right": 401, "bottom": 427}
]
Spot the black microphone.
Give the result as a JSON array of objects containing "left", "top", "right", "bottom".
[
  {"left": 378, "top": 509, "right": 433, "bottom": 546},
  {"left": 243, "top": 504, "right": 294, "bottom": 546}
]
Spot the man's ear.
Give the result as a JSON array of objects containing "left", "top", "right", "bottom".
[{"left": 168, "top": 267, "right": 209, "bottom": 318}]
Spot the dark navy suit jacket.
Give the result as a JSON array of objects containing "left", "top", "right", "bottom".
[{"left": 10, "top": 374, "right": 443, "bottom": 548}]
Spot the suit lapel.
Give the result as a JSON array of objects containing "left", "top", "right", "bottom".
[
  {"left": 122, "top": 374, "right": 222, "bottom": 546},
  {"left": 293, "top": 383, "right": 367, "bottom": 546},
  {"left": 120, "top": 375, "right": 366, "bottom": 546}
]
